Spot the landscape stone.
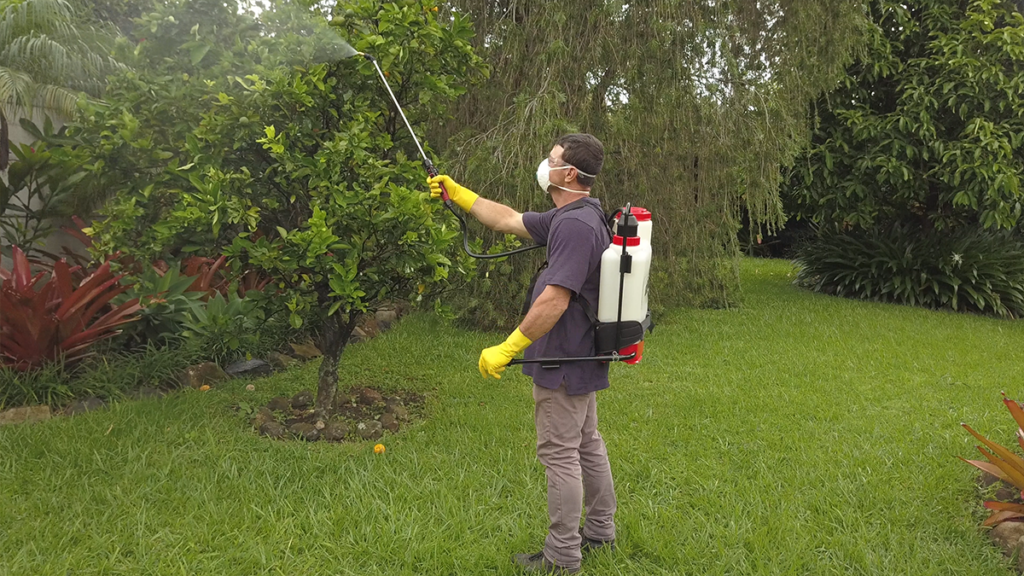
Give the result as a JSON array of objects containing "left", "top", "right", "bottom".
[
  {"left": 385, "top": 396, "right": 403, "bottom": 410},
  {"left": 177, "top": 362, "right": 229, "bottom": 389},
  {"left": 979, "top": 472, "right": 1003, "bottom": 489},
  {"left": 291, "top": 390, "right": 314, "bottom": 410},
  {"left": 349, "top": 327, "right": 368, "bottom": 344},
  {"left": 322, "top": 421, "right": 349, "bottom": 442},
  {"left": 389, "top": 405, "right": 410, "bottom": 421},
  {"left": 290, "top": 340, "right": 322, "bottom": 359},
  {"left": 66, "top": 397, "right": 106, "bottom": 416},
  {"left": 0, "top": 405, "right": 51, "bottom": 426},
  {"left": 267, "top": 396, "right": 291, "bottom": 412},
  {"left": 259, "top": 421, "right": 286, "bottom": 439},
  {"left": 381, "top": 413, "right": 399, "bottom": 433},
  {"left": 224, "top": 359, "right": 273, "bottom": 378},
  {"left": 357, "top": 387, "right": 384, "bottom": 405},
  {"left": 289, "top": 422, "right": 321, "bottom": 442},
  {"left": 130, "top": 386, "right": 165, "bottom": 400},
  {"left": 333, "top": 393, "right": 354, "bottom": 408},
  {"left": 267, "top": 352, "right": 298, "bottom": 370},
  {"left": 357, "top": 420, "right": 383, "bottom": 440},
  {"left": 995, "top": 485, "right": 1019, "bottom": 502},
  {"left": 990, "top": 521, "right": 1024, "bottom": 555},
  {"left": 375, "top": 309, "right": 398, "bottom": 331},
  {"left": 250, "top": 407, "right": 275, "bottom": 429}
]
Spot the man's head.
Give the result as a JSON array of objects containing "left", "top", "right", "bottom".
[{"left": 546, "top": 133, "right": 604, "bottom": 193}]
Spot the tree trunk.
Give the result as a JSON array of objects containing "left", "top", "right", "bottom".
[
  {"left": 314, "top": 312, "right": 356, "bottom": 422},
  {"left": 1, "top": 109, "right": 9, "bottom": 171}
]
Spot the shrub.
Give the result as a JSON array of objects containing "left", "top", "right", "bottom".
[
  {"left": 0, "top": 246, "right": 142, "bottom": 371},
  {"left": 962, "top": 393, "right": 1024, "bottom": 527},
  {"left": 0, "top": 342, "right": 202, "bottom": 409},
  {"left": 116, "top": 265, "right": 208, "bottom": 347},
  {"left": 0, "top": 135, "right": 88, "bottom": 255},
  {"left": 181, "top": 290, "right": 264, "bottom": 364},
  {"left": 794, "top": 225, "right": 1024, "bottom": 318}
]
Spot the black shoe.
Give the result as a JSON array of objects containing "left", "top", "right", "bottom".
[
  {"left": 579, "top": 527, "right": 616, "bottom": 554},
  {"left": 511, "top": 551, "right": 580, "bottom": 574}
]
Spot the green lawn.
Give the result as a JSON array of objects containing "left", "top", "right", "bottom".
[{"left": 2, "top": 258, "right": 1022, "bottom": 575}]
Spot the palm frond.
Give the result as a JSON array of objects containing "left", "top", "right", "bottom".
[
  {"left": 0, "top": 65, "right": 34, "bottom": 120},
  {"left": 0, "top": 0, "right": 74, "bottom": 46}
]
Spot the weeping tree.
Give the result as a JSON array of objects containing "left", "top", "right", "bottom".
[
  {"left": 429, "top": 0, "right": 868, "bottom": 322},
  {"left": 0, "top": 0, "right": 121, "bottom": 170}
]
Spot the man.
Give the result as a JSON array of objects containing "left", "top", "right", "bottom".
[{"left": 427, "top": 133, "right": 616, "bottom": 574}]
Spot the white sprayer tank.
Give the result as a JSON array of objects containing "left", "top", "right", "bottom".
[{"left": 598, "top": 235, "right": 653, "bottom": 323}]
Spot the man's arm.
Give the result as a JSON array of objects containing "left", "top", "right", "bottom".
[
  {"left": 469, "top": 197, "right": 531, "bottom": 239},
  {"left": 427, "top": 175, "right": 531, "bottom": 239},
  {"left": 518, "top": 284, "right": 571, "bottom": 341},
  {"left": 477, "top": 284, "right": 571, "bottom": 378}
]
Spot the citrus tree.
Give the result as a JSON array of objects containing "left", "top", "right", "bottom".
[{"left": 64, "top": 0, "right": 486, "bottom": 419}]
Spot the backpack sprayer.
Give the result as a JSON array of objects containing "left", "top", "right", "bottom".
[{"left": 358, "top": 52, "right": 653, "bottom": 367}]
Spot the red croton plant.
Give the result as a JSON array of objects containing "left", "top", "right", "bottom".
[
  {"left": 0, "top": 246, "right": 141, "bottom": 371},
  {"left": 962, "top": 393, "right": 1024, "bottom": 526}
]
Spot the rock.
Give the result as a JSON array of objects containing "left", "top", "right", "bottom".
[
  {"left": 389, "top": 405, "right": 410, "bottom": 421},
  {"left": 333, "top": 393, "right": 354, "bottom": 409},
  {"left": 177, "top": 362, "right": 229, "bottom": 389},
  {"left": 990, "top": 521, "right": 1024, "bottom": 555},
  {"left": 250, "top": 407, "right": 275, "bottom": 429},
  {"left": 224, "top": 359, "right": 273, "bottom": 378},
  {"left": 267, "top": 352, "right": 298, "bottom": 370},
  {"left": 291, "top": 390, "right": 314, "bottom": 410},
  {"left": 315, "top": 420, "right": 326, "bottom": 430},
  {"left": 289, "top": 422, "right": 321, "bottom": 442},
  {"left": 979, "top": 472, "right": 1004, "bottom": 489},
  {"left": 290, "top": 340, "right": 322, "bottom": 360},
  {"left": 349, "top": 326, "right": 368, "bottom": 344},
  {"left": 0, "top": 405, "right": 51, "bottom": 426},
  {"left": 322, "top": 421, "right": 349, "bottom": 442},
  {"left": 66, "top": 397, "right": 106, "bottom": 416},
  {"left": 995, "top": 485, "right": 1020, "bottom": 502},
  {"left": 375, "top": 309, "right": 398, "bottom": 331},
  {"left": 259, "top": 421, "right": 287, "bottom": 439},
  {"left": 385, "top": 396, "right": 403, "bottom": 410},
  {"left": 381, "top": 412, "right": 399, "bottom": 433},
  {"left": 357, "top": 387, "right": 384, "bottom": 405},
  {"left": 357, "top": 420, "right": 383, "bottom": 440},
  {"left": 267, "top": 396, "right": 291, "bottom": 412},
  {"left": 130, "top": 386, "right": 165, "bottom": 400}
]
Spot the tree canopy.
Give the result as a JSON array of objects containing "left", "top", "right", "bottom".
[{"left": 786, "top": 0, "right": 1024, "bottom": 233}]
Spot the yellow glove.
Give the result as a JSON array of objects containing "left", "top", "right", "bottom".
[
  {"left": 427, "top": 174, "right": 479, "bottom": 212},
  {"left": 478, "top": 328, "right": 533, "bottom": 379}
]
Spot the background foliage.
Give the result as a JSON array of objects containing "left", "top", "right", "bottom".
[
  {"left": 783, "top": 0, "right": 1024, "bottom": 316},
  {"left": 423, "top": 0, "right": 868, "bottom": 326},
  {"left": 787, "top": 0, "right": 1024, "bottom": 233}
]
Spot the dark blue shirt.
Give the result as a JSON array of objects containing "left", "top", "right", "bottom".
[{"left": 521, "top": 197, "right": 611, "bottom": 395}]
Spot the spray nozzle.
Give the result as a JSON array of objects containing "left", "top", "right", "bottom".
[{"left": 356, "top": 52, "right": 376, "bottom": 62}]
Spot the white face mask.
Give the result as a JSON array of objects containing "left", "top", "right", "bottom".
[{"left": 536, "top": 159, "right": 595, "bottom": 195}]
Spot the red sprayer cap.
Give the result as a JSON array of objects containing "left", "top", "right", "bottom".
[
  {"left": 630, "top": 207, "right": 651, "bottom": 222},
  {"left": 612, "top": 236, "right": 641, "bottom": 247}
]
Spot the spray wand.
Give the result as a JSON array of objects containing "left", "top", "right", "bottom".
[{"left": 357, "top": 52, "right": 541, "bottom": 260}]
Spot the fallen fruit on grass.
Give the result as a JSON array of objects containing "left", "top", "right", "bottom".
[
  {"left": 374, "top": 443, "right": 386, "bottom": 454},
  {"left": 199, "top": 385, "right": 211, "bottom": 391},
  {"left": 245, "top": 384, "right": 255, "bottom": 391}
]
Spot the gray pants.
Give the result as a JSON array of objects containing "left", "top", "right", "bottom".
[{"left": 533, "top": 383, "right": 617, "bottom": 568}]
